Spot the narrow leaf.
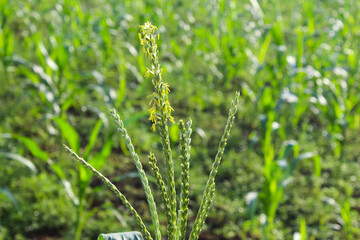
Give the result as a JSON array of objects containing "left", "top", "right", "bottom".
[
  {"left": 54, "top": 117, "right": 80, "bottom": 152},
  {"left": 0, "top": 152, "right": 37, "bottom": 173},
  {"left": 12, "top": 134, "right": 48, "bottom": 161},
  {"left": 98, "top": 232, "right": 143, "bottom": 240},
  {"left": 84, "top": 119, "right": 103, "bottom": 159}
]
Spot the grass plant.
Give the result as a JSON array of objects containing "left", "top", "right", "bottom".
[
  {"left": 2, "top": 1, "right": 360, "bottom": 239},
  {"left": 66, "top": 22, "right": 239, "bottom": 240}
]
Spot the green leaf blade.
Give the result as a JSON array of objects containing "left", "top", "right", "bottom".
[{"left": 98, "top": 232, "right": 143, "bottom": 240}]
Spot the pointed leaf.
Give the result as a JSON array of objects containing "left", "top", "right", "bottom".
[
  {"left": 84, "top": 119, "right": 103, "bottom": 159},
  {"left": 54, "top": 117, "right": 80, "bottom": 152},
  {"left": 90, "top": 138, "right": 112, "bottom": 170},
  {"left": 12, "top": 134, "right": 48, "bottom": 161}
]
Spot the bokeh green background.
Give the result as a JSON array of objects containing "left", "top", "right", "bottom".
[{"left": 1, "top": 0, "right": 360, "bottom": 239}]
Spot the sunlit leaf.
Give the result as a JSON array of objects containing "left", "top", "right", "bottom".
[{"left": 98, "top": 232, "right": 143, "bottom": 240}]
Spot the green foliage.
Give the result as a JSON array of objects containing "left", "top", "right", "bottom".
[
  {"left": 98, "top": 232, "right": 143, "bottom": 240},
  {"left": 1, "top": 0, "right": 360, "bottom": 239}
]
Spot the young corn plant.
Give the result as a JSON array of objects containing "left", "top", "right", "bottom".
[
  {"left": 65, "top": 22, "right": 239, "bottom": 240},
  {"left": 56, "top": 117, "right": 113, "bottom": 240},
  {"left": 248, "top": 86, "right": 320, "bottom": 239}
]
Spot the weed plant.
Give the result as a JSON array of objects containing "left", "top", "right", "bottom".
[
  {"left": 66, "top": 22, "right": 239, "bottom": 240},
  {"left": 2, "top": 1, "right": 360, "bottom": 239}
]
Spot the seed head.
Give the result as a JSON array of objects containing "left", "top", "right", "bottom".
[{"left": 139, "top": 22, "right": 174, "bottom": 131}]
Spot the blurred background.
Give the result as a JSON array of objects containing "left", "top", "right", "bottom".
[{"left": 1, "top": 0, "right": 360, "bottom": 239}]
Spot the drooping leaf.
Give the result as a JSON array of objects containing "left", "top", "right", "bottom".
[
  {"left": 284, "top": 152, "right": 316, "bottom": 179},
  {"left": 98, "top": 232, "right": 143, "bottom": 240},
  {"left": 12, "top": 134, "right": 48, "bottom": 161},
  {"left": 61, "top": 180, "right": 79, "bottom": 206},
  {"left": 0, "top": 152, "right": 37, "bottom": 173},
  {"left": 0, "top": 188, "right": 19, "bottom": 208},
  {"left": 278, "top": 140, "right": 298, "bottom": 161}
]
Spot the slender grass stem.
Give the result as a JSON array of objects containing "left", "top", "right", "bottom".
[
  {"left": 64, "top": 145, "right": 153, "bottom": 240},
  {"left": 111, "top": 110, "right": 161, "bottom": 240},
  {"left": 177, "top": 119, "right": 192, "bottom": 240},
  {"left": 159, "top": 119, "right": 177, "bottom": 240},
  {"left": 189, "top": 92, "right": 239, "bottom": 240},
  {"left": 148, "top": 153, "right": 172, "bottom": 237}
]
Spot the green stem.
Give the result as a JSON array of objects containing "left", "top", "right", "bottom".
[{"left": 74, "top": 202, "right": 84, "bottom": 240}]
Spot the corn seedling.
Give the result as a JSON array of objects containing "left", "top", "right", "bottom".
[
  {"left": 3, "top": 118, "right": 112, "bottom": 240},
  {"left": 339, "top": 185, "right": 359, "bottom": 239},
  {"left": 292, "top": 218, "right": 307, "bottom": 240},
  {"left": 248, "top": 86, "right": 320, "bottom": 239},
  {"left": 65, "top": 22, "right": 239, "bottom": 240},
  {"left": 56, "top": 117, "right": 113, "bottom": 240}
]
